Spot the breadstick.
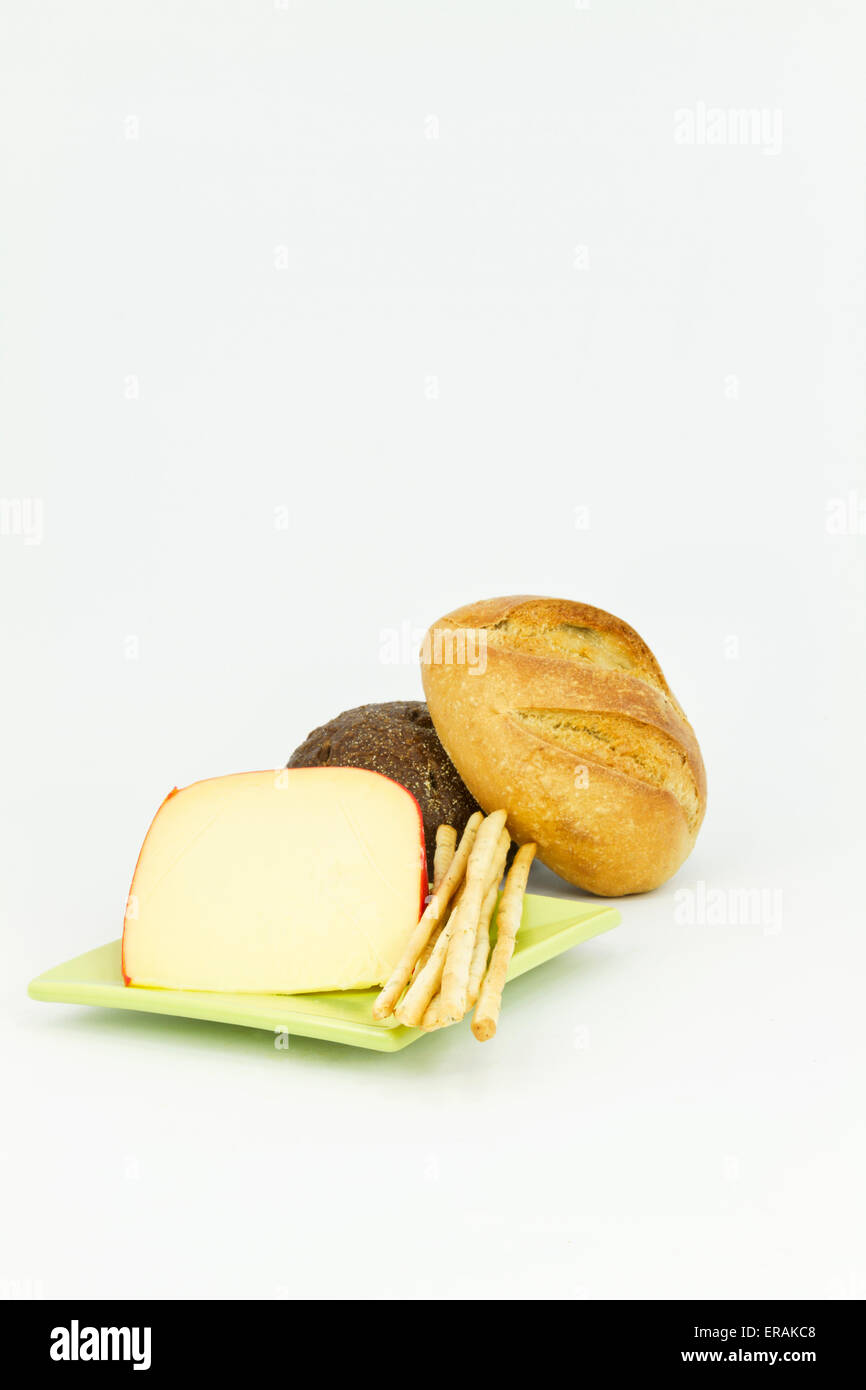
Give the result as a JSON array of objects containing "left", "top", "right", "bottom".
[
  {"left": 414, "top": 922, "right": 442, "bottom": 975},
  {"left": 397, "top": 842, "right": 502, "bottom": 1028},
  {"left": 420, "top": 993, "right": 446, "bottom": 1030},
  {"left": 432, "top": 824, "right": 457, "bottom": 893},
  {"left": 415, "top": 827, "right": 482, "bottom": 973},
  {"left": 413, "top": 826, "right": 459, "bottom": 975},
  {"left": 372, "top": 811, "right": 483, "bottom": 1019},
  {"left": 415, "top": 877, "right": 463, "bottom": 973},
  {"left": 395, "top": 905, "right": 458, "bottom": 1026},
  {"left": 439, "top": 810, "right": 508, "bottom": 1024},
  {"left": 472, "top": 842, "right": 536, "bottom": 1041},
  {"left": 466, "top": 829, "right": 510, "bottom": 1009},
  {"left": 466, "top": 882, "right": 500, "bottom": 1009},
  {"left": 414, "top": 921, "right": 443, "bottom": 973}
]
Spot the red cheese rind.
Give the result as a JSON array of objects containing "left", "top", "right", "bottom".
[{"left": 121, "top": 786, "right": 179, "bottom": 986}]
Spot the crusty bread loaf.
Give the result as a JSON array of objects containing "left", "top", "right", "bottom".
[
  {"left": 287, "top": 701, "right": 482, "bottom": 882},
  {"left": 420, "top": 596, "right": 707, "bottom": 896}
]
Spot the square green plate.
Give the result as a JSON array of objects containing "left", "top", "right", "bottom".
[{"left": 27, "top": 893, "right": 619, "bottom": 1052}]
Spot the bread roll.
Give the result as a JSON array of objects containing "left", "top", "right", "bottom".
[{"left": 420, "top": 596, "right": 706, "bottom": 896}]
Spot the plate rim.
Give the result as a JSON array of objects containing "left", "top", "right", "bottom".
[{"left": 27, "top": 895, "right": 621, "bottom": 1052}]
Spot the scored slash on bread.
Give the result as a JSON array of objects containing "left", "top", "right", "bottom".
[{"left": 420, "top": 595, "right": 707, "bottom": 897}]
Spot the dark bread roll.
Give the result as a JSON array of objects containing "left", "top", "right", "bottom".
[{"left": 287, "top": 701, "right": 482, "bottom": 882}]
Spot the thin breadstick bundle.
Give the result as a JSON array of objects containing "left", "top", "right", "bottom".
[
  {"left": 472, "top": 843, "right": 536, "bottom": 1041},
  {"left": 397, "top": 832, "right": 505, "bottom": 1028},
  {"left": 466, "top": 829, "right": 510, "bottom": 1009},
  {"left": 432, "top": 824, "right": 457, "bottom": 893},
  {"left": 372, "top": 811, "right": 483, "bottom": 1020},
  {"left": 439, "top": 809, "right": 508, "bottom": 1024}
]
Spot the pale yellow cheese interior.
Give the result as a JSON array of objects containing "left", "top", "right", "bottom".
[{"left": 122, "top": 768, "right": 425, "bottom": 994}]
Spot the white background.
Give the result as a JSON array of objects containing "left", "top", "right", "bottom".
[{"left": 2, "top": 0, "right": 864, "bottom": 1300}]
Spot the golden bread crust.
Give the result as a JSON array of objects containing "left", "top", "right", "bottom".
[{"left": 421, "top": 596, "right": 707, "bottom": 896}]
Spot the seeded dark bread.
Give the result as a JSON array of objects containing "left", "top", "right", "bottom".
[
  {"left": 421, "top": 596, "right": 707, "bottom": 896},
  {"left": 287, "top": 701, "right": 482, "bottom": 883}
]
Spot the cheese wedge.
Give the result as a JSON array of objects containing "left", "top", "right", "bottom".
[{"left": 122, "top": 768, "right": 426, "bottom": 994}]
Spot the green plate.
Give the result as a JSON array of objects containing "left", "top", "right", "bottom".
[{"left": 27, "top": 893, "right": 619, "bottom": 1052}]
